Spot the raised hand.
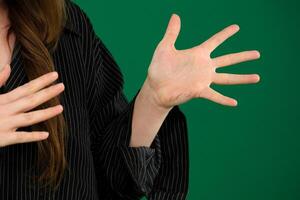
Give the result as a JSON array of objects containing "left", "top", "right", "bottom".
[
  {"left": 146, "top": 14, "right": 261, "bottom": 109},
  {"left": 0, "top": 64, "right": 65, "bottom": 147}
]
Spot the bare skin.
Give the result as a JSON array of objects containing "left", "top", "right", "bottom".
[
  {"left": 0, "top": 1, "right": 12, "bottom": 69},
  {"left": 0, "top": 2, "right": 65, "bottom": 147},
  {"left": 130, "top": 14, "right": 260, "bottom": 147},
  {"left": 0, "top": 68, "right": 64, "bottom": 147},
  {"left": 0, "top": 2, "right": 260, "bottom": 149}
]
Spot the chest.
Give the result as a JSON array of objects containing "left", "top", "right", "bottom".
[
  {"left": 1, "top": 33, "right": 92, "bottom": 145},
  {"left": 53, "top": 35, "right": 92, "bottom": 144}
]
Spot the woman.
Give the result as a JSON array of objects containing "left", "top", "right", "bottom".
[{"left": 0, "top": 0, "right": 260, "bottom": 199}]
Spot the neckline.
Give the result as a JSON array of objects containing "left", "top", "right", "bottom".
[
  {"left": 11, "top": 40, "right": 20, "bottom": 63},
  {"left": 1, "top": 40, "right": 22, "bottom": 93}
]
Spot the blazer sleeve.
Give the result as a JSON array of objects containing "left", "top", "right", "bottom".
[
  {"left": 147, "top": 105, "right": 189, "bottom": 200},
  {"left": 87, "top": 28, "right": 161, "bottom": 199},
  {"left": 81, "top": 7, "right": 189, "bottom": 199}
]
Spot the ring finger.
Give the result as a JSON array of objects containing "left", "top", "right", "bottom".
[
  {"left": 8, "top": 105, "right": 63, "bottom": 130},
  {"left": 213, "top": 73, "right": 260, "bottom": 85},
  {"left": 7, "top": 83, "right": 64, "bottom": 114}
]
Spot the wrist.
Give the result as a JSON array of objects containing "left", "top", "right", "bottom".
[
  {"left": 138, "top": 77, "right": 173, "bottom": 114},
  {"left": 130, "top": 78, "right": 172, "bottom": 147}
]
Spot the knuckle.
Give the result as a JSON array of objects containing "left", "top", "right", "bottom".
[
  {"left": 24, "top": 82, "right": 36, "bottom": 92},
  {"left": 225, "top": 78, "right": 230, "bottom": 85},
  {"left": 223, "top": 74, "right": 230, "bottom": 84},
  {"left": 4, "top": 94, "right": 13, "bottom": 103},
  {"left": 11, "top": 133, "right": 22, "bottom": 143},
  {"left": 14, "top": 133, "right": 36, "bottom": 144},
  {"left": 28, "top": 133, "right": 38, "bottom": 141},
  {"left": 0, "top": 104, "right": 12, "bottom": 116},
  {"left": 1, "top": 89, "right": 22, "bottom": 104},
  {"left": 215, "top": 37, "right": 222, "bottom": 44},
  {"left": 22, "top": 112, "right": 35, "bottom": 122},
  {"left": 43, "top": 85, "right": 57, "bottom": 98},
  {"left": 47, "top": 85, "right": 56, "bottom": 94},
  {"left": 26, "top": 93, "right": 38, "bottom": 104},
  {"left": 0, "top": 117, "right": 10, "bottom": 130},
  {"left": 0, "top": 94, "right": 9, "bottom": 104}
]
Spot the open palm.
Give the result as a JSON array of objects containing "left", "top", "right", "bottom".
[{"left": 146, "top": 14, "right": 260, "bottom": 108}]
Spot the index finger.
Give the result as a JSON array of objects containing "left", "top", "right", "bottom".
[
  {"left": 0, "top": 71, "right": 58, "bottom": 105},
  {"left": 201, "top": 24, "right": 240, "bottom": 54}
]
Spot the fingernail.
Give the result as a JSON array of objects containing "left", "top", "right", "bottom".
[
  {"left": 233, "top": 24, "right": 240, "bottom": 30},
  {"left": 57, "top": 83, "right": 65, "bottom": 89},
  {"left": 255, "top": 51, "right": 261, "bottom": 58},
  {"left": 234, "top": 100, "right": 238, "bottom": 106},
  {"left": 58, "top": 105, "right": 63, "bottom": 111},
  {"left": 51, "top": 71, "right": 58, "bottom": 78},
  {"left": 41, "top": 132, "right": 49, "bottom": 138},
  {"left": 255, "top": 74, "right": 260, "bottom": 82}
]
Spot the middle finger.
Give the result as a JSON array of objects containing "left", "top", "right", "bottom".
[
  {"left": 213, "top": 50, "right": 260, "bottom": 68},
  {"left": 7, "top": 83, "right": 65, "bottom": 114},
  {"left": 213, "top": 73, "right": 260, "bottom": 85}
]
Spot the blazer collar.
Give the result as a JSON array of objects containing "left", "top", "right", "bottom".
[{"left": 64, "top": 17, "right": 81, "bottom": 37}]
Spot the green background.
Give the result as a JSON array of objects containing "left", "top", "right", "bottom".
[{"left": 74, "top": 0, "right": 300, "bottom": 199}]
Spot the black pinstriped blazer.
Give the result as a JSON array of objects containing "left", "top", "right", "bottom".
[{"left": 0, "top": 2, "right": 189, "bottom": 199}]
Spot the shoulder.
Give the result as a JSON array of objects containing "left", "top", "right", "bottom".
[
  {"left": 64, "top": 1, "right": 95, "bottom": 37},
  {"left": 61, "top": 1, "right": 103, "bottom": 68}
]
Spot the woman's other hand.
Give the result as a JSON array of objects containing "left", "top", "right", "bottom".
[
  {"left": 0, "top": 64, "right": 64, "bottom": 147},
  {"left": 146, "top": 14, "right": 261, "bottom": 109}
]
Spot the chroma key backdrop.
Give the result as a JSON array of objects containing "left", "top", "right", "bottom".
[{"left": 74, "top": 0, "right": 300, "bottom": 199}]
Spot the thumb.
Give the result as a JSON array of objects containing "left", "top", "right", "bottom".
[
  {"left": 0, "top": 64, "right": 11, "bottom": 87},
  {"left": 162, "top": 13, "right": 181, "bottom": 46}
]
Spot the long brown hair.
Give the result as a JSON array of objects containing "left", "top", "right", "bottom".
[{"left": 5, "top": 0, "right": 68, "bottom": 189}]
